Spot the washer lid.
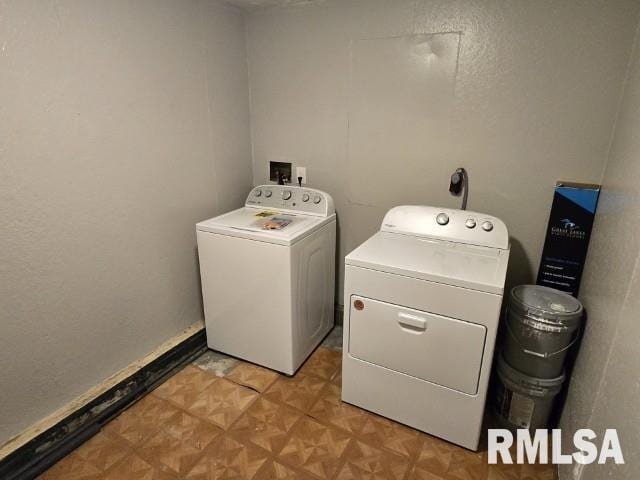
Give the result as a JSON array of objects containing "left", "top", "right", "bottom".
[
  {"left": 196, "top": 207, "right": 334, "bottom": 246},
  {"left": 345, "top": 231, "right": 510, "bottom": 294}
]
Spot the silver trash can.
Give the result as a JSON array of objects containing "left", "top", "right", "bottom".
[
  {"left": 494, "top": 353, "right": 565, "bottom": 431},
  {"left": 504, "top": 285, "right": 583, "bottom": 378}
]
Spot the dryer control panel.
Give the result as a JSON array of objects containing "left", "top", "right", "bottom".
[
  {"left": 381, "top": 205, "right": 509, "bottom": 250},
  {"left": 246, "top": 185, "right": 335, "bottom": 217}
]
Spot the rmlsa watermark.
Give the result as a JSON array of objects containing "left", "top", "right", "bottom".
[{"left": 488, "top": 429, "right": 624, "bottom": 465}]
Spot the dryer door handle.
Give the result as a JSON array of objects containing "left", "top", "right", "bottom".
[{"left": 397, "top": 312, "right": 428, "bottom": 331}]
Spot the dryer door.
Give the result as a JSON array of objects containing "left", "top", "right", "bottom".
[{"left": 348, "top": 295, "right": 487, "bottom": 395}]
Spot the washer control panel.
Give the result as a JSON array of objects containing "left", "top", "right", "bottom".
[
  {"left": 246, "top": 185, "right": 335, "bottom": 217},
  {"left": 381, "top": 205, "right": 508, "bottom": 249}
]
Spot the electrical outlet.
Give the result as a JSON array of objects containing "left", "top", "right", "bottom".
[{"left": 296, "top": 166, "right": 307, "bottom": 185}]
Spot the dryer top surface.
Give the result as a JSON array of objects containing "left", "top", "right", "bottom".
[{"left": 346, "top": 231, "right": 509, "bottom": 294}]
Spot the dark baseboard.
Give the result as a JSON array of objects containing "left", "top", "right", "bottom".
[{"left": 0, "top": 329, "right": 207, "bottom": 480}]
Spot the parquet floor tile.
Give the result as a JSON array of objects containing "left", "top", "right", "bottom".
[
  {"left": 102, "top": 452, "right": 178, "bottom": 480},
  {"left": 39, "top": 332, "right": 558, "bottom": 480},
  {"left": 486, "top": 462, "right": 522, "bottom": 480},
  {"left": 335, "top": 440, "right": 409, "bottom": 480},
  {"left": 412, "top": 435, "right": 458, "bottom": 476},
  {"left": 254, "top": 459, "right": 316, "bottom": 479},
  {"left": 358, "top": 413, "right": 423, "bottom": 460},
  {"left": 183, "top": 434, "right": 270, "bottom": 480},
  {"left": 184, "top": 378, "right": 258, "bottom": 430},
  {"left": 161, "top": 409, "right": 223, "bottom": 450},
  {"left": 39, "top": 452, "right": 104, "bottom": 480},
  {"left": 520, "top": 463, "right": 556, "bottom": 480},
  {"left": 263, "top": 372, "right": 327, "bottom": 413},
  {"left": 300, "top": 347, "right": 342, "bottom": 381},
  {"left": 153, "top": 365, "right": 217, "bottom": 409},
  {"left": 103, "top": 404, "right": 164, "bottom": 447},
  {"left": 131, "top": 394, "right": 183, "bottom": 421},
  {"left": 308, "top": 383, "right": 368, "bottom": 435},
  {"left": 445, "top": 448, "right": 488, "bottom": 480},
  {"left": 226, "top": 362, "right": 279, "bottom": 393},
  {"left": 228, "top": 396, "right": 302, "bottom": 454},
  {"left": 137, "top": 428, "right": 203, "bottom": 476},
  {"left": 277, "top": 417, "right": 352, "bottom": 479},
  {"left": 73, "top": 431, "right": 129, "bottom": 472}
]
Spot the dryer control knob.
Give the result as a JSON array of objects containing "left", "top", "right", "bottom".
[
  {"left": 282, "top": 190, "right": 292, "bottom": 200},
  {"left": 481, "top": 221, "right": 494, "bottom": 232},
  {"left": 302, "top": 193, "right": 310, "bottom": 202},
  {"left": 313, "top": 195, "right": 322, "bottom": 204},
  {"left": 264, "top": 190, "right": 272, "bottom": 198},
  {"left": 465, "top": 218, "right": 476, "bottom": 229},
  {"left": 436, "top": 213, "right": 449, "bottom": 225},
  {"left": 254, "top": 189, "right": 262, "bottom": 197}
]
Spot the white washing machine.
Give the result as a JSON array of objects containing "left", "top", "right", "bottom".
[
  {"left": 341, "top": 205, "right": 510, "bottom": 450},
  {"left": 196, "top": 185, "right": 336, "bottom": 375}
]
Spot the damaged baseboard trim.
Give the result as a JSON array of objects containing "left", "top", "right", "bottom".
[{"left": 0, "top": 328, "right": 207, "bottom": 480}]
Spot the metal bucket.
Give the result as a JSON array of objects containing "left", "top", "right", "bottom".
[
  {"left": 494, "top": 353, "right": 565, "bottom": 432},
  {"left": 504, "top": 285, "right": 583, "bottom": 378}
]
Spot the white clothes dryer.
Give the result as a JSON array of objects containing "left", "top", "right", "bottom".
[{"left": 341, "top": 205, "right": 510, "bottom": 450}]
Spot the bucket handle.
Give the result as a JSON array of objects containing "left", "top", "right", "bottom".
[{"left": 506, "top": 320, "right": 580, "bottom": 359}]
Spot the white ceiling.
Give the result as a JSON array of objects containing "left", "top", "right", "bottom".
[{"left": 224, "top": 0, "right": 324, "bottom": 11}]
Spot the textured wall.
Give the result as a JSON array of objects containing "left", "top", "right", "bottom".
[
  {"left": 0, "top": 0, "right": 252, "bottom": 444},
  {"left": 245, "top": 0, "right": 640, "bottom": 303},
  {"left": 559, "top": 20, "right": 640, "bottom": 480}
]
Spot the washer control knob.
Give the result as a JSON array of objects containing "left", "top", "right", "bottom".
[
  {"left": 282, "top": 190, "right": 292, "bottom": 200},
  {"left": 254, "top": 189, "right": 262, "bottom": 197},
  {"left": 436, "top": 213, "right": 449, "bottom": 225},
  {"left": 465, "top": 218, "right": 476, "bottom": 229},
  {"left": 302, "top": 193, "right": 310, "bottom": 202},
  {"left": 313, "top": 195, "right": 322, "bottom": 204},
  {"left": 264, "top": 190, "right": 272, "bottom": 198},
  {"left": 481, "top": 221, "right": 494, "bottom": 232}
]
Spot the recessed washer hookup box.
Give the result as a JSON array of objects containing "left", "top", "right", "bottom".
[{"left": 536, "top": 182, "right": 600, "bottom": 297}]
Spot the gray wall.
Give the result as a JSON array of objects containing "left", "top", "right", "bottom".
[
  {"left": 559, "top": 19, "right": 640, "bottom": 480},
  {"left": 245, "top": 0, "right": 640, "bottom": 303},
  {"left": 0, "top": 0, "right": 252, "bottom": 444}
]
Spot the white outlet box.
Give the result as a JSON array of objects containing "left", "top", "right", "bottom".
[{"left": 296, "top": 166, "right": 307, "bottom": 185}]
